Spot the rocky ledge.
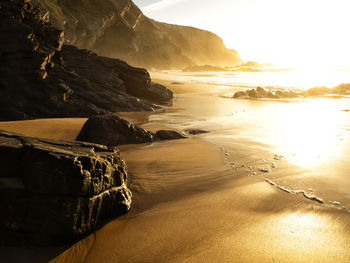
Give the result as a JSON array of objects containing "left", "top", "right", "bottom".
[
  {"left": 0, "top": 0, "right": 172, "bottom": 121},
  {"left": 0, "top": 130, "right": 131, "bottom": 246},
  {"left": 76, "top": 115, "right": 185, "bottom": 146}
]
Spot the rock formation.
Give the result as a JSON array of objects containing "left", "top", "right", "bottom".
[
  {"left": 233, "top": 84, "right": 350, "bottom": 100},
  {"left": 0, "top": 130, "right": 131, "bottom": 245},
  {"left": 0, "top": 0, "right": 172, "bottom": 121},
  {"left": 32, "top": 0, "right": 242, "bottom": 69},
  {"left": 154, "top": 130, "right": 186, "bottom": 140},
  {"left": 76, "top": 115, "right": 185, "bottom": 146}
]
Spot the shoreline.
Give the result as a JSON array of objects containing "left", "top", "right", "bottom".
[{"left": 0, "top": 80, "right": 350, "bottom": 262}]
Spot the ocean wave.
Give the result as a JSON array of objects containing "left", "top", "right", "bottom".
[
  {"left": 181, "top": 61, "right": 288, "bottom": 73},
  {"left": 233, "top": 83, "right": 350, "bottom": 99}
]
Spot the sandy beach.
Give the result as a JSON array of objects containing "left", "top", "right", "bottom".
[
  {"left": 1, "top": 80, "right": 350, "bottom": 263},
  {"left": 2, "top": 0, "right": 350, "bottom": 261}
]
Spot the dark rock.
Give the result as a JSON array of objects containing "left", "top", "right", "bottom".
[
  {"left": 234, "top": 88, "right": 299, "bottom": 99},
  {"left": 59, "top": 46, "right": 173, "bottom": 105},
  {"left": 266, "top": 91, "right": 280, "bottom": 99},
  {"left": 155, "top": 130, "right": 186, "bottom": 140},
  {"left": 76, "top": 115, "right": 185, "bottom": 146},
  {"left": 76, "top": 115, "right": 156, "bottom": 146},
  {"left": 0, "top": 130, "right": 131, "bottom": 246},
  {"left": 233, "top": 91, "right": 247, "bottom": 98},
  {"left": 0, "top": 0, "right": 172, "bottom": 121},
  {"left": 126, "top": 82, "right": 173, "bottom": 105},
  {"left": 246, "top": 89, "right": 260, "bottom": 98},
  {"left": 256, "top": 87, "right": 268, "bottom": 96},
  {"left": 186, "top": 129, "right": 209, "bottom": 135},
  {"left": 275, "top": 90, "right": 286, "bottom": 98},
  {"left": 32, "top": 0, "right": 242, "bottom": 69},
  {"left": 234, "top": 84, "right": 350, "bottom": 100}
]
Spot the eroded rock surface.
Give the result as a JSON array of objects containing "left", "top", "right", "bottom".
[
  {"left": 0, "top": 0, "right": 172, "bottom": 121},
  {"left": 0, "top": 130, "right": 131, "bottom": 245},
  {"left": 76, "top": 115, "right": 185, "bottom": 146}
]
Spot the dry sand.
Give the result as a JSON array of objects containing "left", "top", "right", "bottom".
[
  {"left": 0, "top": 118, "right": 87, "bottom": 141},
  {"left": 1, "top": 81, "right": 350, "bottom": 263}
]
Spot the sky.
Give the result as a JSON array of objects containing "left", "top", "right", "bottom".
[{"left": 134, "top": 0, "right": 350, "bottom": 68}]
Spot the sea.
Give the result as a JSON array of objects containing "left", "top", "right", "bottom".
[
  {"left": 144, "top": 68, "right": 350, "bottom": 209},
  {"left": 152, "top": 68, "right": 350, "bottom": 92}
]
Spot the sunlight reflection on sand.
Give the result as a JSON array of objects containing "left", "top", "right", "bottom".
[{"left": 265, "top": 99, "right": 349, "bottom": 168}]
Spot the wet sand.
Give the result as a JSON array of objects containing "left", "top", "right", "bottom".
[
  {"left": 51, "top": 138, "right": 350, "bottom": 263},
  {"left": 1, "top": 81, "right": 350, "bottom": 262}
]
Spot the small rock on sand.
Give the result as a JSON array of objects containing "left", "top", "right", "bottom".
[
  {"left": 186, "top": 129, "right": 209, "bottom": 135},
  {"left": 273, "top": 154, "right": 284, "bottom": 160},
  {"left": 259, "top": 167, "right": 272, "bottom": 173}
]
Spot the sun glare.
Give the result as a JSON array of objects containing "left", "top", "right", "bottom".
[
  {"left": 143, "top": 0, "right": 350, "bottom": 69},
  {"left": 272, "top": 99, "right": 345, "bottom": 167},
  {"left": 221, "top": 0, "right": 350, "bottom": 68}
]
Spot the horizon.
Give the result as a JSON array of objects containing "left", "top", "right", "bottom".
[{"left": 134, "top": 0, "right": 350, "bottom": 69}]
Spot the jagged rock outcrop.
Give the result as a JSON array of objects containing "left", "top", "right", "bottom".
[
  {"left": 32, "top": 0, "right": 242, "bottom": 69},
  {"left": 0, "top": 130, "right": 131, "bottom": 245},
  {"left": 0, "top": 0, "right": 172, "bottom": 121},
  {"left": 76, "top": 115, "right": 185, "bottom": 146},
  {"left": 233, "top": 84, "right": 350, "bottom": 100}
]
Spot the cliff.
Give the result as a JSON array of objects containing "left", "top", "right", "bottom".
[
  {"left": 32, "top": 0, "right": 242, "bottom": 69},
  {"left": 0, "top": 0, "right": 172, "bottom": 121}
]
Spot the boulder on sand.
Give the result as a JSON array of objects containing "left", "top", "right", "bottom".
[
  {"left": 155, "top": 130, "right": 186, "bottom": 140},
  {"left": 76, "top": 115, "right": 185, "bottom": 146}
]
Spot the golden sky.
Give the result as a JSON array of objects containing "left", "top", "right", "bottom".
[{"left": 136, "top": 0, "right": 350, "bottom": 68}]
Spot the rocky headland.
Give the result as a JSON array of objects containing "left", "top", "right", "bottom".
[{"left": 31, "top": 0, "right": 242, "bottom": 69}]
